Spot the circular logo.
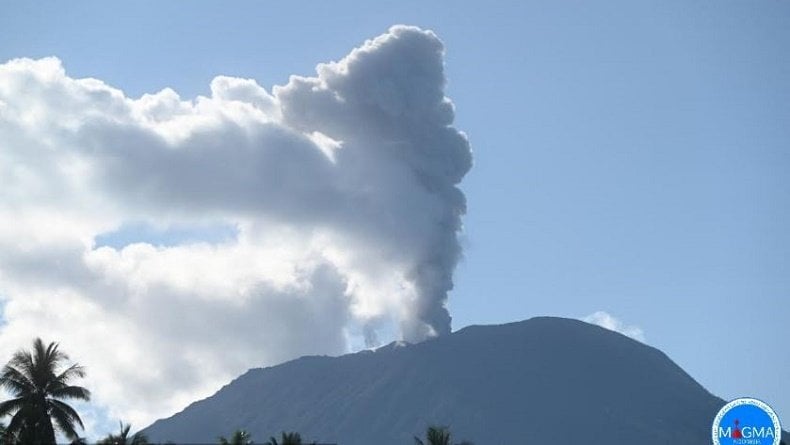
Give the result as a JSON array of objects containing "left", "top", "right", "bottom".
[{"left": 712, "top": 398, "right": 782, "bottom": 445}]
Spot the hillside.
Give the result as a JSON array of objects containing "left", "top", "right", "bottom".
[{"left": 142, "top": 317, "right": 783, "bottom": 444}]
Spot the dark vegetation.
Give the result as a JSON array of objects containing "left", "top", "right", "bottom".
[{"left": 0, "top": 339, "right": 90, "bottom": 444}]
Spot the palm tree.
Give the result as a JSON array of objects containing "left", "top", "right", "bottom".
[
  {"left": 414, "top": 426, "right": 451, "bottom": 445},
  {"left": 0, "top": 338, "right": 91, "bottom": 444},
  {"left": 265, "top": 431, "right": 305, "bottom": 445},
  {"left": 218, "top": 430, "right": 253, "bottom": 445},
  {"left": 98, "top": 422, "right": 149, "bottom": 445}
]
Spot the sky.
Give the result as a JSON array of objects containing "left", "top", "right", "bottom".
[{"left": 0, "top": 0, "right": 788, "bottom": 439}]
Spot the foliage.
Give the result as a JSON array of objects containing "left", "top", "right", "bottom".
[
  {"left": 0, "top": 338, "right": 91, "bottom": 444},
  {"left": 414, "top": 426, "right": 472, "bottom": 445},
  {"left": 218, "top": 430, "right": 253, "bottom": 445},
  {"left": 98, "top": 421, "right": 149, "bottom": 445},
  {"left": 265, "top": 431, "right": 309, "bottom": 445},
  {"left": 414, "top": 426, "right": 451, "bottom": 445}
]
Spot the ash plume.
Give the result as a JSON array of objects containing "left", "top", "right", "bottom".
[{"left": 0, "top": 25, "right": 471, "bottom": 427}]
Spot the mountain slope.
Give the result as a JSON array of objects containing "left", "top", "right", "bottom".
[{"left": 141, "top": 317, "right": 776, "bottom": 444}]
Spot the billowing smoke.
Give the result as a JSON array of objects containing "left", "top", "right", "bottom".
[{"left": 0, "top": 25, "right": 471, "bottom": 429}]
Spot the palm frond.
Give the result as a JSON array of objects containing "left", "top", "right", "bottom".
[
  {"left": 281, "top": 431, "right": 301, "bottom": 445},
  {"left": 0, "top": 366, "right": 35, "bottom": 396},
  {"left": 119, "top": 421, "right": 132, "bottom": 440},
  {"left": 48, "top": 383, "right": 91, "bottom": 401},
  {"left": 52, "top": 363, "right": 87, "bottom": 385},
  {"left": 49, "top": 399, "right": 81, "bottom": 440},
  {"left": 42, "top": 339, "right": 69, "bottom": 365},
  {"left": 49, "top": 399, "right": 86, "bottom": 431},
  {"left": 8, "top": 351, "right": 35, "bottom": 386},
  {"left": 5, "top": 405, "right": 27, "bottom": 435},
  {"left": 31, "top": 339, "right": 55, "bottom": 390},
  {"left": 421, "top": 426, "right": 451, "bottom": 445},
  {"left": 0, "top": 397, "right": 26, "bottom": 417}
]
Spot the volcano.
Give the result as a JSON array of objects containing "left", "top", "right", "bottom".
[{"left": 142, "top": 317, "right": 787, "bottom": 444}]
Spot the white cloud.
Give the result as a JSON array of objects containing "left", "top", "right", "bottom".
[
  {"left": 0, "top": 25, "right": 471, "bottom": 435},
  {"left": 582, "top": 311, "right": 646, "bottom": 342}
]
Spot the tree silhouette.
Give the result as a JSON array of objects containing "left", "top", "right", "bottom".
[
  {"left": 218, "top": 430, "right": 253, "bottom": 445},
  {"left": 0, "top": 338, "right": 90, "bottom": 444},
  {"left": 265, "top": 431, "right": 308, "bottom": 445},
  {"left": 98, "top": 422, "right": 149, "bottom": 445},
  {"left": 414, "top": 426, "right": 451, "bottom": 445}
]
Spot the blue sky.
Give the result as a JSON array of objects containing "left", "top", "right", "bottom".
[{"left": 1, "top": 0, "right": 788, "bottom": 436}]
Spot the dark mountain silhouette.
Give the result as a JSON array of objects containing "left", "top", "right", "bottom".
[{"left": 142, "top": 317, "right": 788, "bottom": 444}]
